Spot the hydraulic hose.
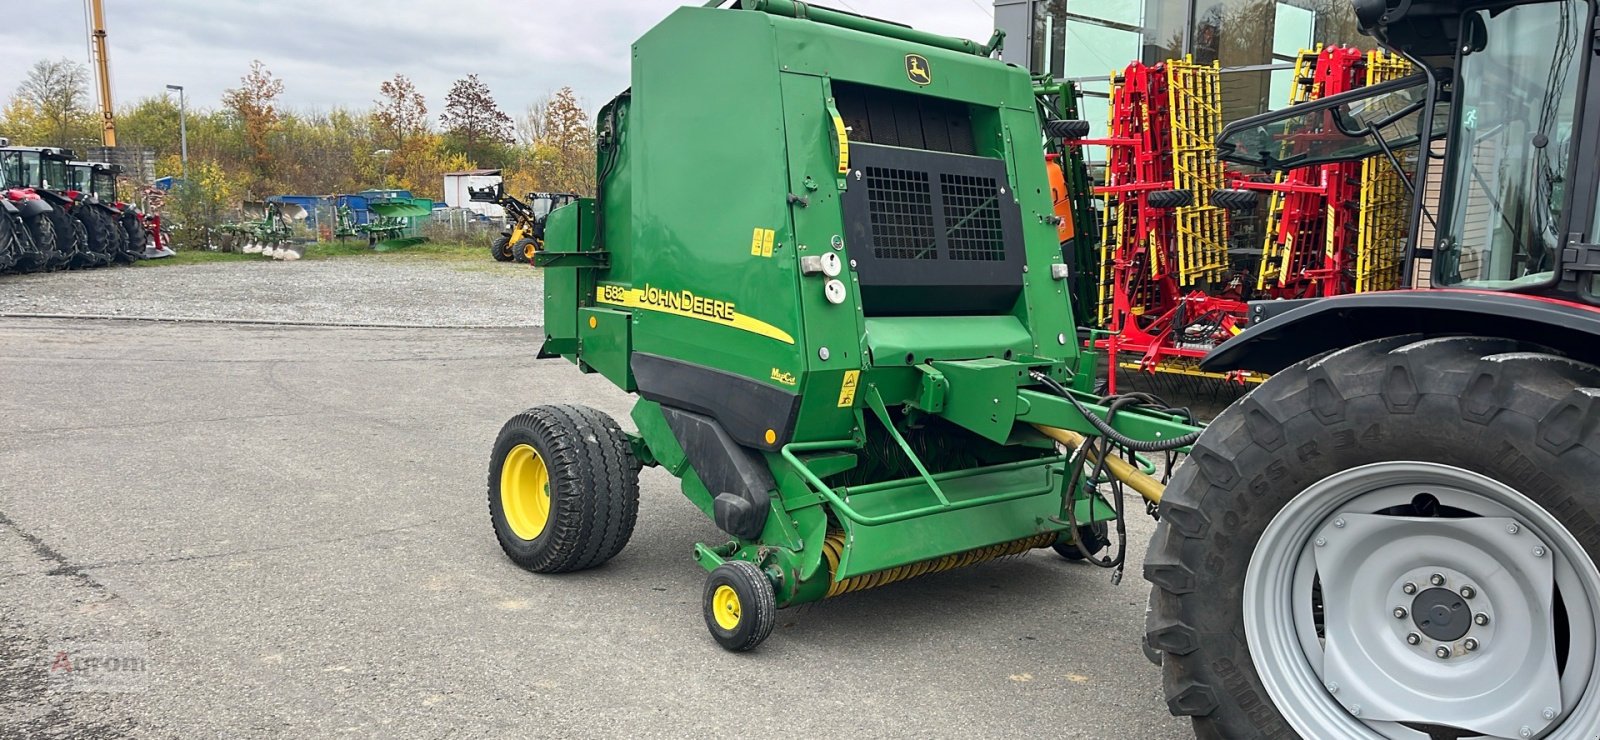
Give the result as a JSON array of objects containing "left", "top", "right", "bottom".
[{"left": 1029, "top": 371, "right": 1202, "bottom": 452}]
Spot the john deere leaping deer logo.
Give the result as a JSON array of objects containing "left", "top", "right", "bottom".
[{"left": 905, "top": 54, "right": 931, "bottom": 85}]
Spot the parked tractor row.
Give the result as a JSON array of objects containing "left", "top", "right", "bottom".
[{"left": 0, "top": 140, "right": 170, "bottom": 274}]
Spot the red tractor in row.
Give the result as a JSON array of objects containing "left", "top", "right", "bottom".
[{"left": 0, "top": 142, "right": 150, "bottom": 273}]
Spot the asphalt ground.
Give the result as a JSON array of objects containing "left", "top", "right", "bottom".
[{"left": 0, "top": 317, "right": 1192, "bottom": 738}]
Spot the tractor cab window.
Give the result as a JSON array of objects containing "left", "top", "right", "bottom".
[
  {"left": 5, "top": 151, "right": 42, "bottom": 189},
  {"left": 93, "top": 171, "right": 117, "bottom": 201},
  {"left": 41, "top": 158, "right": 67, "bottom": 191},
  {"left": 1216, "top": 74, "right": 1446, "bottom": 171},
  {"left": 1435, "top": 0, "right": 1587, "bottom": 289},
  {"left": 0, "top": 152, "right": 18, "bottom": 188},
  {"left": 69, "top": 166, "right": 90, "bottom": 192}
]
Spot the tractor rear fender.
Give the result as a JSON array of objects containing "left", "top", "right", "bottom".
[
  {"left": 9, "top": 197, "right": 52, "bottom": 219},
  {"left": 1203, "top": 290, "right": 1600, "bottom": 374}
]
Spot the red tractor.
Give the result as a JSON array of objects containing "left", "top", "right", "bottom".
[{"left": 1145, "top": 0, "right": 1600, "bottom": 737}]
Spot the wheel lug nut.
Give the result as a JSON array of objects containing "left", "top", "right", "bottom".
[
  {"left": 1393, "top": 606, "right": 1408, "bottom": 619},
  {"left": 1325, "top": 681, "right": 1338, "bottom": 694},
  {"left": 1334, "top": 518, "right": 1346, "bottom": 528},
  {"left": 1406, "top": 633, "right": 1421, "bottom": 645},
  {"left": 1534, "top": 546, "right": 1547, "bottom": 558},
  {"left": 1402, "top": 582, "right": 1417, "bottom": 595},
  {"left": 1544, "top": 707, "right": 1558, "bottom": 720},
  {"left": 1520, "top": 726, "right": 1534, "bottom": 739},
  {"left": 1430, "top": 573, "right": 1446, "bottom": 586},
  {"left": 1436, "top": 646, "right": 1452, "bottom": 659},
  {"left": 1507, "top": 523, "right": 1520, "bottom": 535},
  {"left": 1461, "top": 586, "right": 1476, "bottom": 599},
  {"left": 1315, "top": 537, "right": 1327, "bottom": 547},
  {"left": 1464, "top": 638, "right": 1479, "bottom": 651},
  {"left": 1475, "top": 613, "right": 1490, "bottom": 626}
]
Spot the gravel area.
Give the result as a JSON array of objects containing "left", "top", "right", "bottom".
[{"left": 0, "top": 259, "right": 544, "bottom": 327}]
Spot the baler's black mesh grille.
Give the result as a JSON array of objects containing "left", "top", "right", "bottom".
[
  {"left": 866, "top": 167, "right": 937, "bottom": 260},
  {"left": 940, "top": 174, "right": 1005, "bottom": 261}
]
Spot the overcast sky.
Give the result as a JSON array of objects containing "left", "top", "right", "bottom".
[{"left": 3, "top": 0, "right": 995, "bottom": 121}]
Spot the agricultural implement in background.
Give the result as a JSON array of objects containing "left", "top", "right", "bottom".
[
  {"left": 1063, "top": 58, "right": 1246, "bottom": 393},
  {"left": 486, "top": 0, "right": 1200, "bottom": 654},
  {"left": 228, "top": 201, "right": 306, "bottom": 258},
  {"left": 470, "top": 182, "right": 579, "bottom": 263},
  {"left": 1213, "top": 45, "right": 1413, "bottom": 298},
  {"left": 360, "top": 196, "right": 431, "bottom": 251}
]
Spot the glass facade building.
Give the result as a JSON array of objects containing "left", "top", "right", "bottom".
[{"left": 994, "top": 0, "right": 1375, "bottom": 139}]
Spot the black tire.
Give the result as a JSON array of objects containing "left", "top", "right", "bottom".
[
  {"left": 1052, "top": 520, "right": 1110, "bottom": 561},
  {"left": 104, "top": 211, "right": 129, "bottom": 264},
  {"left": 1145, "top": 335, "right": 1600, "bottom": 737},
  {"left": 19, "top": 212, "right": 54, "bottom": 273},
  {"left": 0, "top": 210, "right": 19, "bottom": 272},
  {"left": 487, "top": 404, "right": 640, "bottom": 573},
  {"left": 1210, "top": 188, "right": 1261, "bottom": 211},
  {"left": 1146, "top": 189, "right": 1194, "bottom": 209},
  {"left": 491, "top": 233, "right": 514, "bottom": 262},
  {"left": 78, "top": 209, "right": 118, "bottom": 267},
  {"left": 119, "top": 212, "right": 146, "bottom": 262},
  {"left": 516, "top": 238, "right": 537, "bottom": 264},
  {"left": 42, "top": 206, "right": 76, "bottom": 270},
  {"left": 66, "top": 217, "right": 98, "bottom": 268},
  {"left": 702, "top": 560, "right": 776, "bottom": 652}
]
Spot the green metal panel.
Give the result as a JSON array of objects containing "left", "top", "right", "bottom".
[
  {"left": 864, "top": 316, "right": 1034, "bottom": 366},
  {"left": 578, "top": 307, "right": 633, "bottom": 390},
  {"left": 833, "top": 465, "right": 1065, "bottom": 578},
  {"left": 539, "top": 200, "right": 594, "bottom": 360}
]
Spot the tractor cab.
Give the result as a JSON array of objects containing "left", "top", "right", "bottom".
[
  {"left": 1216, "top": 0, "right": 1595, "bottom": 302},
  {"left": 68, "top": 161, "right": 121, "bottom": 203},
  {"left": 0, "top": 146, "right": 74, "bottom": 191}
]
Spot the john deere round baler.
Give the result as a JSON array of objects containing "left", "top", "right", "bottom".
[{"left": 487, "top": 0, "right": 1197, "bottom": 651}]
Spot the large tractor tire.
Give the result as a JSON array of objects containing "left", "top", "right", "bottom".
[
  {"left": 44, "top": 206, "right": 77, "bottom": 270},
  {"left": 0, "top": 210, "right": 20, "bottom": 272},
  {"left": 120, "top": 212, "right": 147, "bottom": 259},
  {"left": 487, "top": 404, "right": 640, "bottom": 573},
  {"left": 18, "top": 212, "right": 54, "bottom": 273},
  {"left": 1146, "top": 336, "right": 1600, "bottom": 739},
  {"left": 77, "top": 208, "right": 119, "bottom": 267},
  {"left": 103, "top": 211, "right": 129, "bottom": 264},
  {"left": 491, "top": 233, "right": 515, "bottom": 262},
  {"left": 66, "top": 217, "right": 97, "bottom": 268}
]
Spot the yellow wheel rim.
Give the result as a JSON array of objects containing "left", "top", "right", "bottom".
[
  {"left": 711, "top": 585, "right": 742, "bottom": 631},
  {"left": 523, "top": 241, "right": 537, "bottom": 260},
  {"left": 500, "top": 443, "right": 551, "bottom": 540}
]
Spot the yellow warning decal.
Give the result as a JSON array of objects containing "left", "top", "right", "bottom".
[
  {"left": 750, "top": 227, "right": 776, "bottom": 258},
  {"left": 832, "top": 113, "right": 850, "bottom": 174},
  {"left": 597, "top": 284, "right": 794, "bottom": 345},
  {"left": 836, "top": 370, "right": 860, "bottom": 408}
]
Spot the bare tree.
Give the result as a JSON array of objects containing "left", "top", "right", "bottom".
[
  {"left": 439, "top": 74, "right": 513, "bottom": 165},
  {"left": 15, "top": 58, "right": 93, "bottom": 146},
  {"left": 373, "top": 74, "right": 428, "bottom": 148}
]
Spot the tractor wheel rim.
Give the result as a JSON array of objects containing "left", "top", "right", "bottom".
[
  {"left": 712, "top": 585, "right": 742, "bottom": 631},
  {"left": 500, "top": 444, "right": 551, "bottom": 540},
  {"left": 1243, "top": 461, "right": 1600, "bottom": 739}
]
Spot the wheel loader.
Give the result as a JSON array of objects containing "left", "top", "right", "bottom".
[
  {"left": 1134, "top": 0, "right": 1600, "bottom": 737},
  {"left": 471, "top": 182, "right": 578, "bottom": 263}
]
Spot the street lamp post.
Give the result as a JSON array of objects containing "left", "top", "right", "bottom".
[
  {"left": 165, "top": 84, "right": 188, "bottom": 182},
  {"left": 373, "top": 149, "right": 394, "bottom": 189}
]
